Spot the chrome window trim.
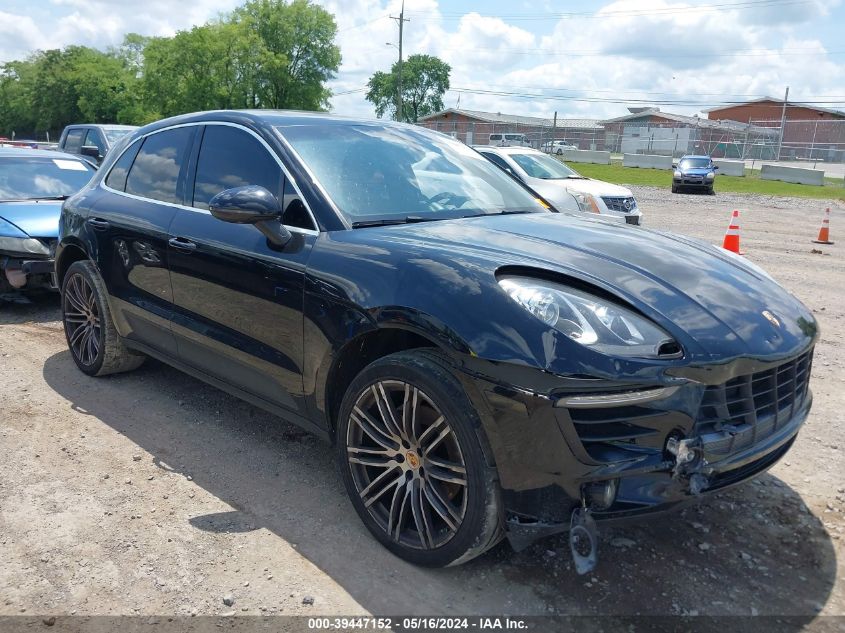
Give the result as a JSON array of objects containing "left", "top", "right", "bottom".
[{"left": 100, "top": 120, "right": 320, "bottom": 236}]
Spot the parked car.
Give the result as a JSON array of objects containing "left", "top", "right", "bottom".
[
  {"left": 488, "top": 133, "right": 529, "bottom": 147},
  {"left": 58, "top": 124, "right": 138, "bottom": 165},
  {"left": 57, "top": 111, "right": 815, "bottom": 570},
  {"left": 0, "top": 148, "right": 95, "bottom": 293},
  {"left": 476, "top": 146, "right": 643, "bottom": 225},
  {"left": 544, "top": 140, "right": 578, "bottom": 155},
  {"left": 672, "top": 155, "right": 718, "bottom": 194}
]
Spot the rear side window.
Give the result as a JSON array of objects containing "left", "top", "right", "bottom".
[
  {"left": 192, "top": 125, "right": 282, "bottom": 210},
  {"left": 105, "top": 139, "right": 142, "bottom": 192},
  {"left": 63, "top": 129, "right": 85, "bottom": 152},
  {"left": 125, "top": 127, "right": 194, "bottom": 204}
]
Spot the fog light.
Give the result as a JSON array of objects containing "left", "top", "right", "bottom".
[{"left": 583, "top": 479, "right": 618, "bottom": 510}]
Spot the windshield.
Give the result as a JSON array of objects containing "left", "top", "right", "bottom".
[
  {"left": 103, "top": 128, "right": 134, "bottom": 145},
  {"left": 510, "top": 152, "right": 579, "bottom": 179},
  {"left": 277, "top": 124, "right": 546, "bottom": 223},
  {"left": 679, "top": 157, "right": 711, "bottom": 169},
  {"left": 0, "top": 156, "right": 94, "bottom": 200}
]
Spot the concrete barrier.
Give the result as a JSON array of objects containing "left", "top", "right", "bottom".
[
  {"left": 713, "top": 159, "right": 745, "bottom": 177},
  {"left": 560, "top": 149, "right": 611, "bottom": 165},
  {"left": 760, "top": 164, "right": 824, "bottom": 186},
  {"left": 623, "top": 153, "right": 673, "bottom": 169}
]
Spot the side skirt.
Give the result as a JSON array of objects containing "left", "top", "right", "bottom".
[{"left": 124, "top": 339, "right": 330, "bottom": 441}]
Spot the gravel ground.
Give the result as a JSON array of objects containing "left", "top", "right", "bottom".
[{"left": 1, "top": 188, "right": 843, "bottom": 623}]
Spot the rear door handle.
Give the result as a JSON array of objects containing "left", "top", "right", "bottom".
[
  {"left": 87, "top": 217, "right": 110, "bottom": 231},
  {"left": 168, "top": 237, "right": 197, "bottom": 253}
]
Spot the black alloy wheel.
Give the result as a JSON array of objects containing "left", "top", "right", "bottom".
[
  {"left": 346, "top": 379, "right": 468, "bottom": 550},
  {"left": 63, "top": 270, "right": 101, "bottom": 367},
  {"left": 61, "top": 260, "right": 145, "bottom": 376},
  {"left": 337, "top": 350, "right": 502, "bottom": 567}
]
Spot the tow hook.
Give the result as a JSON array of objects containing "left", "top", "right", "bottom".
[
  {"left": 666, "top": 436, "right": 710, "bottom": 494},
  {"left": 569, "top": 499, "right": 598, "bottom": 575}
]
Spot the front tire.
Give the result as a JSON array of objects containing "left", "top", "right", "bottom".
[
  {"left": 61, "top": 260, "right": 145, "bottom": 376},
  {"left": 336, "top": 350, "right": 503, "bottom": 567},
  {"left": 671, "top": 183, "right": 679, "bottom": 193}
]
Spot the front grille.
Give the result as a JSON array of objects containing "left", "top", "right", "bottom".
[
  {"left": 696, "top": 351, "right": 813, "bottom": 455},
  {"left": 601, "top": 196, "right": 636, "bottom": 213}
]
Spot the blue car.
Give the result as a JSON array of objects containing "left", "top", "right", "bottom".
[
  {"left": 672, "top": 155, "right": 718, "bottom": 194},
  {"left": 0, "top": 148, "right": 96, "bottom": 293}
]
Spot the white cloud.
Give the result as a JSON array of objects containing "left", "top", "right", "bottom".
[{"left": 1, "top": 0, "right": 842, "bottom": 122}]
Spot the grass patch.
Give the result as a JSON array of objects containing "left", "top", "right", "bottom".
[{"left": 568, "top": 162, "right": 845, "bottom": 200}]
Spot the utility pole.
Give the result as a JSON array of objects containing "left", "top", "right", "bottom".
[
  {"left": 776, "top": 86, "right": 789, "bottom": 161},
  {"left": 390, "top": 1, "right": 409, "bottom": 122}
]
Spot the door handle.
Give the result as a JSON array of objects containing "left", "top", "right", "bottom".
[
  {"left": 87, "top": 217, "right": 110, "bottom": 231},
  {"left": 168, "top": 237, "right": 197, "bottom": 253}
]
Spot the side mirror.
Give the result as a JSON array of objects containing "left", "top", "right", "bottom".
[
  {"left": 81, "top": 145, "right": 102, "bottom": 161},
  {"left": 713, "top": 165, "right": 719, "bottom": 170},
  {"left": 209, "top": 185, "right": 291, "bottom": 247},
  {"left": 672, "top": 163, "right": 678, "bottom": 169}
]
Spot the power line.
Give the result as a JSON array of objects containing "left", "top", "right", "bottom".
[
  {"left": 338, "top": 15, "right": 389, "bottom": 33},
  {"left": 354, "top": 45, "right": 844, "bottom": 60},
  {"left": 445, "top": 86, "right": 845, "bottom": 108},
  {"left": 405, "top": 0, "right": 815, "bottom": 21}
]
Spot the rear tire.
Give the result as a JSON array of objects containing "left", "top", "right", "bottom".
[
  {"left": 61, "top": 260, "right": 145, "bottom": 377},
  {"left": 336, "top": 349, "right": 503, "bottom": 567}
]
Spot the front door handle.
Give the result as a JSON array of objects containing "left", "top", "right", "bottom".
[
  {"left": 87, "top": 217, "right": 110, "bottom": 231},
  {"left": 168, "top": 237, "right": 197, "bottom": 253}
]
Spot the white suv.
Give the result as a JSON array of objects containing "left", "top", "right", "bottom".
[
  {"left": 476, "top": 146, "right": 642, "bottom": 225},
  {"left": 488, "top": 133, "right": 530, "bottom": 147}
]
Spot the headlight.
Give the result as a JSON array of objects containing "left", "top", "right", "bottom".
[
  {"left": 572, "top": 192, "right": 600, "bottom": 214},
  {"left": 0, "top": 236, "right": 50, "bottom": 257},
  {"left": 706, "top": 172, "right": 715, "bottom": 179},
  {"left": 498, "top": 276, "right": 680, "bottom": 358},
  {"left": 673, "top": 170, "right": 682, "bottom": 178}
]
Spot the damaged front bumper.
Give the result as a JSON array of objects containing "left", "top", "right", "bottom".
[
  {"left": 454, "top": 347, "right": 814, "bottom": 558},
  {"left": 1, "top": 255, "right": 57, "bottom": 291}
]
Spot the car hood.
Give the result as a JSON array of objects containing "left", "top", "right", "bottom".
[
  {"left": 554, "top": 178, "right": 633, "bottom": 198},
  {"left": 0, "top": 200, "right": 62, "bottom": 238},
  {"left": 376, "top": 213, "right": 815, "bottom": 361}
]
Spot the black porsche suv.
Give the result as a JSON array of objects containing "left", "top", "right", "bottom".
[{"left": 56, "top": 110, "right": 816, "bottom": 570}]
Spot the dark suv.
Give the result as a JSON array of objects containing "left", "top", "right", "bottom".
[
  {"left": 58, "top": 124, "right": 137, "bottom": 165},
  {"left": 56, "top": 111, "right": 816, "bottom": 570},
  {"left": 672, "top": 155, "right": 718, "bottom": 194}
]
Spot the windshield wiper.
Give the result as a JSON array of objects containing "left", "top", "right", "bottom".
[
  {"left": 0, "top": 195, "right": 70, "bottom": 203},
  {"left": 351, "top": 215, "right": 440, "bottom": 228},
  {"left": 461, "top": 210, "right": 535, "bottom": 219}
]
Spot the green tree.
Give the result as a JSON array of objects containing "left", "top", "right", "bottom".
[
  {"left": 366, "top": 54, "right": 451, "bottom": 122},
  {"left": 232, "top": 0, "right": 341, "bottom": 110}
]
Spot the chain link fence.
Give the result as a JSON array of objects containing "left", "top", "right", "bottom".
[{"left": 418, "top": 117, "right": 845, "bottom": 164}]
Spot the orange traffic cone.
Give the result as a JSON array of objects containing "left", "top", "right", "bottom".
[
  {"left": 722, "top": 210, "right": 743, "bottom": 254},
  {"left": 812, "top": 207, "right": 834, "bottom": 245}
]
